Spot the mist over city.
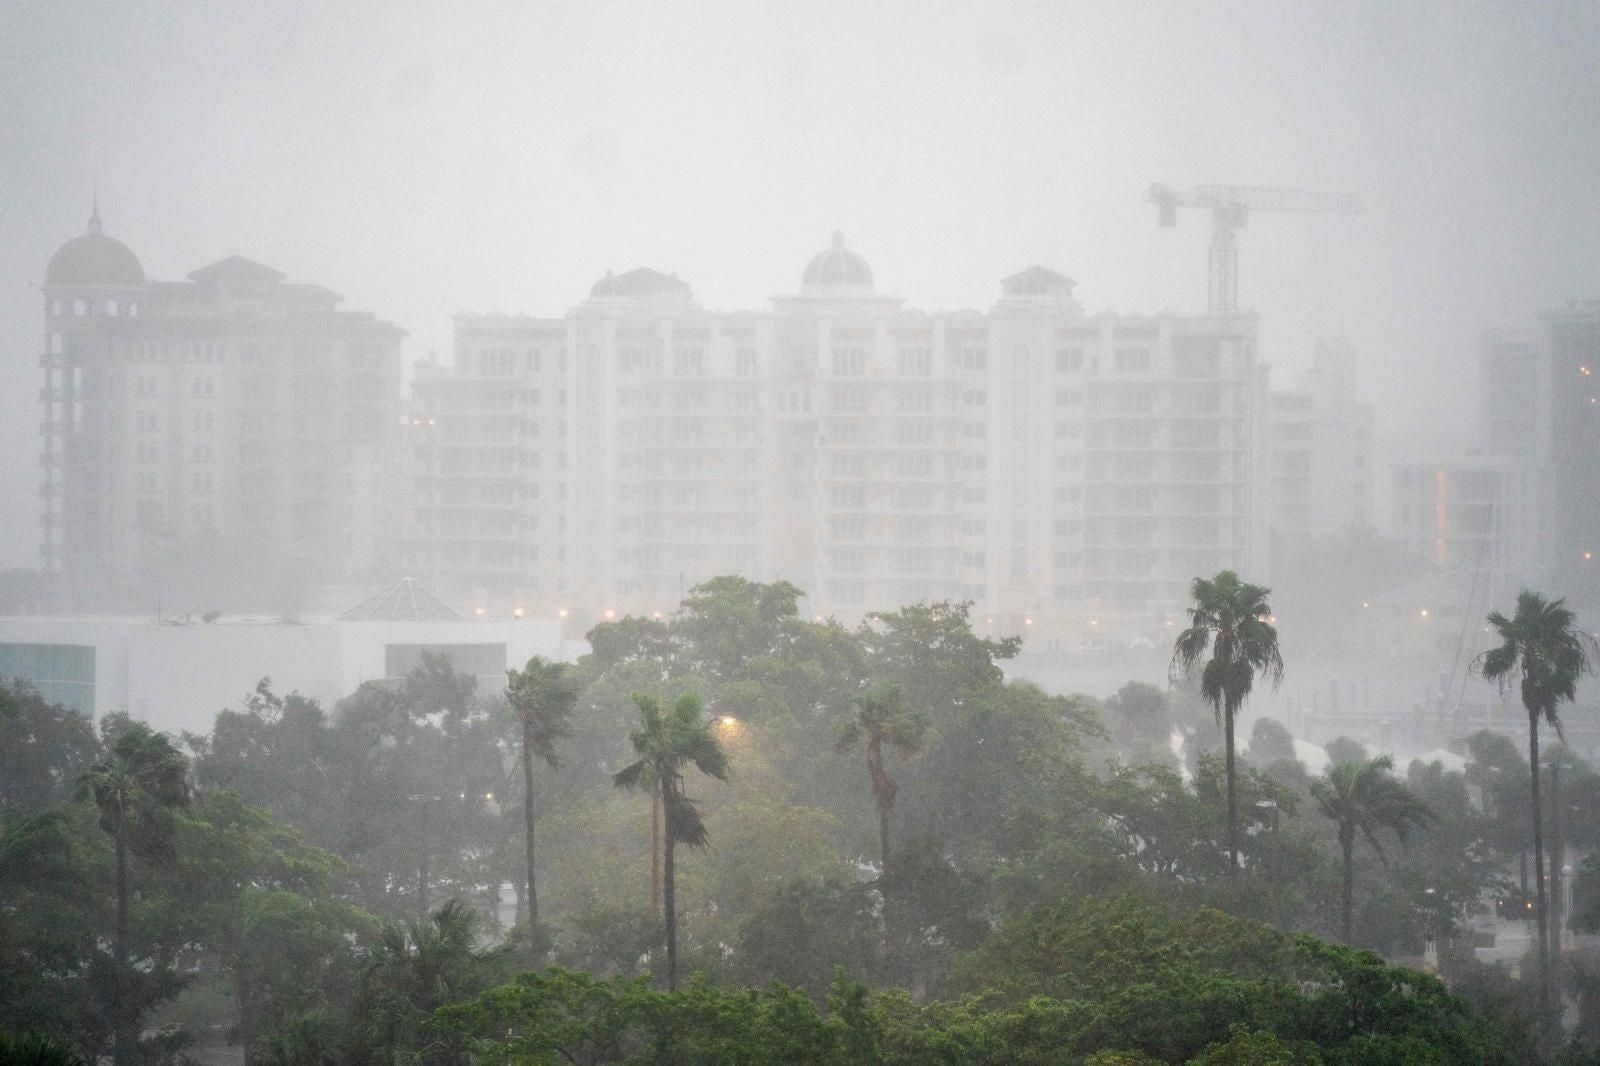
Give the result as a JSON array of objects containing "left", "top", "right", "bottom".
[{"left": 3, "top": 3, "right": 1600, "bottom": 1063}]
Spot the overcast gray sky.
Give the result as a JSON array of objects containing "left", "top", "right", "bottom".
[{"left": 3, "top": 1, "right": 1598, "bottom": 569}]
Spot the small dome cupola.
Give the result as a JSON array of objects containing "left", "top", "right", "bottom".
[
  {"left": 45, "top": 200, "right": 145, "bottom": 288},
  {"left": 801, "top": 231, "right": 874, "bottom": 292}
]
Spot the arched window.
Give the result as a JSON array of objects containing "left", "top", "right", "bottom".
[
  {"left": 106, "top": 299, "right": 119, "bottom": 316},
  {"left": 73, "top": 299, "right": 87, "bottom": 316},
  {"left": 128, "top": 301, "right": 139, "bottom": 317}
]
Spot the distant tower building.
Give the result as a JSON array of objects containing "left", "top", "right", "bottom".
[
  {"left": 1265, "top": 340, "right": 1375, "bottom": 577},
  {"left": 38, "top": 205, "right": 405, "bottom": 610},
  {"left": 1543, "top": 303, "right": 1600, "bottom": 606}
]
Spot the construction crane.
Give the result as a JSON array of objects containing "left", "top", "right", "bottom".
[{"left": 1146, "top": 183, "right": 1361, "bottom": 315}]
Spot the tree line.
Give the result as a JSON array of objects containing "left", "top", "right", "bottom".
[{"left": 1, "top": 572, "right": 1599, "bottom": 1063}]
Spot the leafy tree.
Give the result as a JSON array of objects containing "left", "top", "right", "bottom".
[
  {"left": 1311, "top": 755, "right": 1435, "bottom": 945},
  {"left": 75, "top": 724, "right": 190, "bottom": 1066},
  {"left": 1104, "top": 681, "right": 1174, "bottom": 767},
  {"left": 553, "top": 895, "right": 662, "bottom": 978},
  {"left": 876, "top": 839, "right": 990, "bottom": 996},
  {"left": 1247, "top": 717, "right": 1298, "bottom": 773},
  {"left": 0, "top": 682, "right": 96, "bottom": 815},
  {"left": 835, "top": 681, "right": 928, "bottom": 871},
  {"left": 674, "top": 576, "right": 808, "bottom": 682},
  {"left": 1171, "top": 571, "right": 1285, "bottom": 874},
  {"left": 0, "top": 1031, "right": 88, "bottom": 1066},
  {"left": 612, "top": 692, "right": 729, "bottom": 990},
  {"left": 1478, "top": 589, "right": 1599, "bottom": 1009},
  {"left": 147, "top": 790, "right": 372, "bottom": 1064},
  {"left": 858, "top": 601, "right": 1019, "bottom": 721},
  {"left": 1323, "top": 736, "right": 1368, "bottom": 766},
  {"left": 354, "top": 899, "right": 508, "bottom": 1065},
  {"left": 504, "top": 656, "right": 576, "bottom": 932},
  {"left": 0, "top": 806, "right": 116, "bottom": 1057},
  {"left": 736, "top": 877, "right": 883, "bottom": 995}
]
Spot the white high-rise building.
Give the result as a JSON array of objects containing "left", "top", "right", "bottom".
[{"left": 402, "top": 235, "right": 1265, "bottom": 645}]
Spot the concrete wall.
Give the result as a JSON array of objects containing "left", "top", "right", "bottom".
[{"left": 0, "top": 614, "right": 568, "bottom": 737}]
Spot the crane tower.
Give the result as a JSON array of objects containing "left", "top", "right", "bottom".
[{"left": 1147, "top": 183, "right": 1360, "bottom": 315}]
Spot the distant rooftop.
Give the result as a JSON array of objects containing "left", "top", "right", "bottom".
[{"left": 340, "top": 577, "right": 462, "bottom": 621}]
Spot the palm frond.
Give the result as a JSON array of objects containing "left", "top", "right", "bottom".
[{"left": 612, "top": 759, "right": 647, "bottom": 792}]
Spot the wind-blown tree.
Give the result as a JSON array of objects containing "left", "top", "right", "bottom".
[
  {"left": 504, "top": 656, "right": 576, "bottom": 931},
  {"left": 1478, "top": 589, "right": 1599, "bottom": 1010},
  {"left": 612, "top": 692, "right": 729, "bottom": 991},
  {"left": 75, "top": 724, "right": 190, "bottom": 1066},
  {"left": 1312, "top": 755, "right": 1435, "bottom": 945},
  {"left": 1170, "top": 570, "right": 1284, "bottom": 874},
  {"left": 354, "top": 899, "right": 507, "bottom": 1064},
  {"left": 835, "top": 681, "right": 928, "bottom": 871}
]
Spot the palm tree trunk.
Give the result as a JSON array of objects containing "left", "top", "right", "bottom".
[
  {"left": 663, "top": 782, "right": 678, "bottom": 992},
  {"left": 867, "top": 734, "right": 891, "bottom": 871},
  {"left": 1529, "top": 716, "right": 1549, "bottom": 1012},
  {"left": 1224, "top": 704, "right": 1239, "bottom": 874},
  {"left": 417, "top": 856, "right": 429, "bottom": 924},
  {"left": 521, "top": 710, "right": 538, "bottom": 930},
  {"left": 1340, "top": 830, "right": 1355, "bottom": 946},
  {"left": 114, "top": 828, "right": 131, "bottom": 1066},
  {"left": 651, "top": 793, "right": 661, "bottom": 915}
]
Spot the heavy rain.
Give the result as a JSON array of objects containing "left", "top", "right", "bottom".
[{"left": 2, "top": 3, "right": 1600, "bottom": 1062}]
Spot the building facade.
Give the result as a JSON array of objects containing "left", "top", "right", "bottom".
[
  {"left": 1265, "top": 339, "right": 1375, "bottom": 577},
  {"left": 39, "top": 207, "right": 405, "bottom": 610},
  {"left": 402, "top": 236, "right": 1265, "bottom": 645}
]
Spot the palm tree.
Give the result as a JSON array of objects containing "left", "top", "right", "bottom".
[
  {"left": 1479, "top": 590, "right": 1598, "bottom": 1010},
  {"left": 1312, "top": 755, "right": 1435, "bottom": 945},
  {"left": 1170, "top": 570, "right": 1284, "bottom": 874},
  {"left": 504, "top": 656, "right": 576, "bottom": 931},
  {"left": 612, "top": 692, "right": 729, "bottom": 990},
  {"left": 76, "top": 724, "right": 190, "bottom": 1066},
  {"left": 835, "top": 681, "right": 929, "bottom": 872},
  {"left": 357, "top": 899, "right": 507, "bottom": 1062}
]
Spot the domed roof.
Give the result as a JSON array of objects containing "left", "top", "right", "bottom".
[
  {"left": 589, "top": 267, "right": 693, "bottom": 302},
  {"left": 801, "top": 231, "right": 873, "bottom": 291},
  {"left": 45, "top": 206, "right": 144, "bottom": 288}
]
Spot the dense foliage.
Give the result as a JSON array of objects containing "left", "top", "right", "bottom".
[{"left": 2, "top": 576, "right": 1597, "bottom": 1062}]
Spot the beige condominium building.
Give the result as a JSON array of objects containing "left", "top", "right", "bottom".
[
  {"left": 38, "top": 206, "right": 405, "bottom": 611},
  {"left": 404, "top": 234, "right": 1264, "bottom": 648}
]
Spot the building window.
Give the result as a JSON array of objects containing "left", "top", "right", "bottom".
[
  {"left": 898, "top": 347, "right": 932, "bottom": 376},
  {"left": 831, "top": 347, "right": 866, "bottom": 377},
  {"left": 1114, "top": 348, "right": 1152, "bottom": 373}
]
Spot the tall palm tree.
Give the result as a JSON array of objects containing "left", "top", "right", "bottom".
[
  {"left": 76, "top": 724, "right": 190, "bottom": 1066},
  {"left": 835, "top": 681, "right": 929, "bottom": 872},
  {"left": 612, "top": 692, "right": 728, "bottom": 990},
  {"left": 1312, "top": 755, "right": 1435, "bottom": 945},
  {"left": 504, "top": 656, "right": 576, "bottom": 931},
  {"left": 1170, "top": 570, "right": 1284, "bottom": 874},
  {"left": 1479, "top": 590, "right": 1598, "bottom": 1010}
]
